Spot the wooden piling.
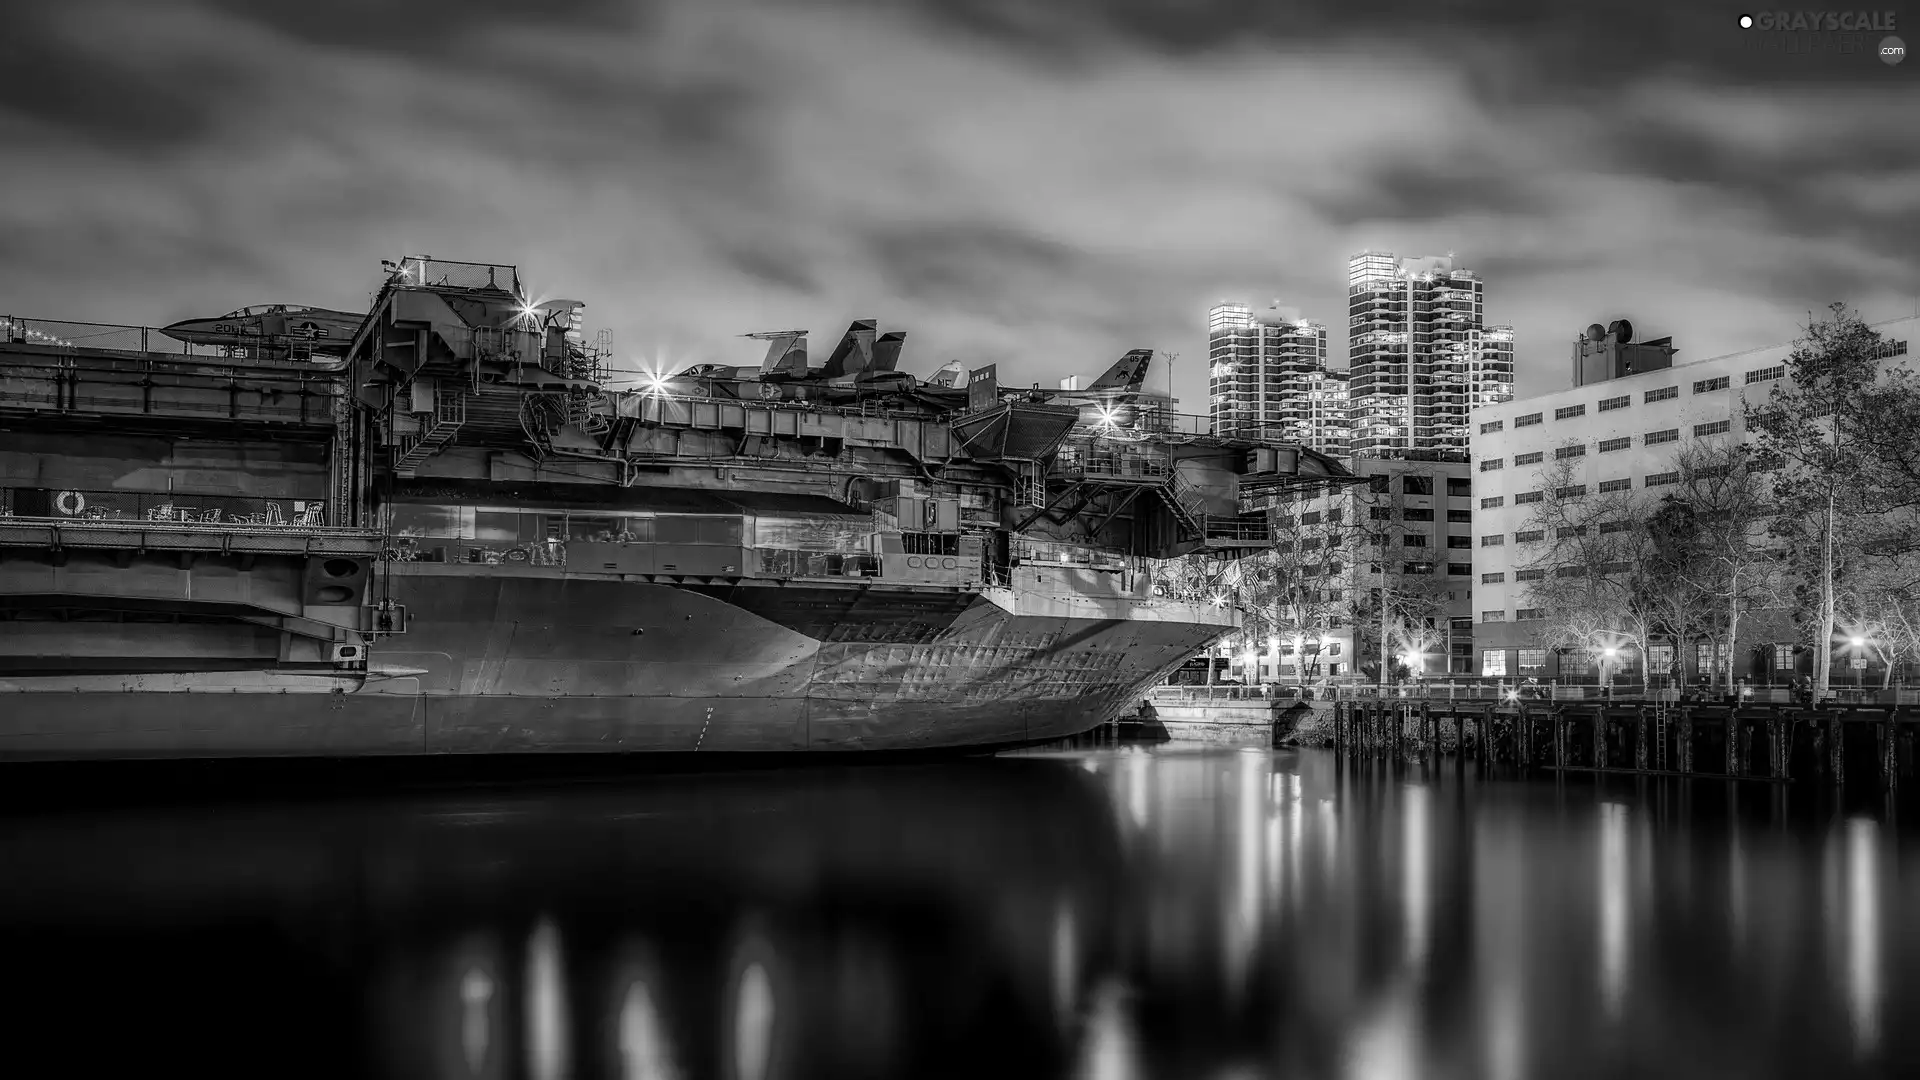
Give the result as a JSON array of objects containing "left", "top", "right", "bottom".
[{"left": 1881, "top": 710, "right": 1898, "bottom": 790}]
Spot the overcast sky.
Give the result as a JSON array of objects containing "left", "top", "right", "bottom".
[{"left": 1, "top": 0, "right": 1914, "bottom": 407}]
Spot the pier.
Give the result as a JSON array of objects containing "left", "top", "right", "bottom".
[{"left": 1327, "top": 694, "right": 1918, "bottom": 788}]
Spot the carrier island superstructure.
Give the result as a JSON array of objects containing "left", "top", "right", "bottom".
[{"left": 0, "top": 257, "right": 1347, "bottom": 760}]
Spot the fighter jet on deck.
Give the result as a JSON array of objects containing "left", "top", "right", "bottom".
[
  {"left": 160, "top": 305, "right": 364, "bottom": 356},
  {"left": 1022, "top": 349, "right": 1174, "bottom": 427},
  {"left": 676, "top": 320, "right": 923, "bottom": 403}
]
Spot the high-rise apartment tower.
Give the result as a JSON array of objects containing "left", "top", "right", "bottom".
[
  {"left": 1347, "top": 251, "right": 1513, "bottom": 459},
  {"left": 1207, "top": 301, "right": 1348, "bottom": 456}
]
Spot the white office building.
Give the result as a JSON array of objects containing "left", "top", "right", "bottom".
[{"left": 1467, "top": 314, "right": 1919, "bottom": 681}]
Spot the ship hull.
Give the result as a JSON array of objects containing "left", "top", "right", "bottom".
[{"left": 0, "top": 572, "right": 1228, "bottom": 761}]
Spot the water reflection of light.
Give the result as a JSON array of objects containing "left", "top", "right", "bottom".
[
  {"left": 1073, "top": 980, "right": 1140, "bottom": 1080},
  {"left": 461, "top": 966, "right": 495, "bottom": 1077},
  {"left": 1223, "top": 750, "right": 1266, "bottom": 999},
  {"left": 1476, "top": 816, "right": 1527, "bottom": 1080},
  {"left": 1344, "top": 990, "right": 1419, "bottom": 1080},
  {"left": 1728, "top": 829, "right": 1747, "bottom": 947},
  {"left": 1598, "top": 803, "right": 1628, "bottom": 1021},
  {"left": 736, "top": 963, "right": 776, "bottom": 1080},
  {"left": 526, "top": 919, "right": 570, "bottom": 1080},
  {"left": 619, "top": 979, "right": 681, "bottom": 1080},
  {"left": 1403, "top": 785, "right": 1429, "bottom": 970},
  {"left": 1237, "top": 751, "right": 1264, "bottom": 930},
  {"left": 1054, "top": 899, "right": 1079, "bottom": 1033},
  {"left": 1846, "top": 816, "right": 1881, "bottom": 1058},
  {"left": 1128, "top": 750, "right": 1149, "bottom": 830},
  {"left": 1318, "top": 798, "right": 1334, "bottom": 887}
]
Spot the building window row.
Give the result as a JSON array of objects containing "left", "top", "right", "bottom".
[
  {"left": 1482, "top": 572, "right": 1505, "bottom": 584},
  {"left": 1515, "top": 568, "right": 1544, "bottom": 581},
  {"left": 1554, "top": 404, "right": 1586, "bottom": 420},
  {"left": 1646, "top": 428, "right": 1679, "bottom": 445},
  {"left": 1515, "top": 608, "right": 1546, "bottom": 621},
  {"left": 1447, "top": 509, "right": 1472, "bottom": 522},
  {"left": 1598, "top": 394, "right": 1630, "bottom": 412},
  {"left": 1874, "top": 339, "right": 1910, "bottom": 359},
  {"left": 1646, "top": 471, "right": 1680, "bottom": 487},
  {"left": 1479, "top": 458, "right": 1504, "bottom": 471},
  {"left": 1598, "top": 436, "right": 1631, "bottom": 453},
  {"left": 1403, "top": 508, "right": 1434, "bottom": 521},
  {"left": 1514, "top": 412, "right": 1542, "bottom": 427},
  {"left": 1745, "top": 365, "right": 1785, "bottom": 384},
  {"left": 1693, "top": 376, "right": 1730, "bottom": 394},
  {"left": 1645, "top": 385, "right": 1678, "bottom": 403},
  {"left": 1514, "top": 529, "right": 1544, "bottom": 542},
  {"left": 1481, "top": 534, "right": 1505, "bottom": 547},
  {"left": 1694, "top": 419, "right": 1731, "bottom": 437},
  {"left": 1556, "top": 485, "right": 1587, "bottom": 498},
  {"left": 1482, "top": 610, "right": 1506, "bottom": 623},
  {"left": 1447, "top": 535, "right": 1472, "bottom": 548},
  {"left": 1598, "top": 478, "right": 1632, "bottom": 493},
  {"left": 1514, "top": 490, "right": 1542, "bottom": 504},
  {"left": 1554, "top": 444, "right": 1586, "bottom": 460},
  {"left": 1514, "top": 451, "right": 1543, "bottom": 465},
  {"left": 1480, "top": 496, "right": 1504, "bottom": 509},
  {"left": 1480, "top": 420, "right": 1504, "bottom": 433}
]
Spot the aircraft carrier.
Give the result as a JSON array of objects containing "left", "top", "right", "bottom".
[{"left": 0, "top": 257, "right": 1346, "bottom": 760}]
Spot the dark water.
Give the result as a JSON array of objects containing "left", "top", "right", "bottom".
[{"left": 2, "top": 749, "right": 1917, "bottom": 1079}]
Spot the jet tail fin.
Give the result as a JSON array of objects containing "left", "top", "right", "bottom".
[
  {"left": 927, "top": 360, "right": 965, "bottom": 388},
  {"left": 1087, "top": 349, "right": 1154, "bottom": 392},
  {"left": 821, "top": 319, "right": 877, "bottom": 379},
  {"left": 868, "top": 331, "right": 906, "bottom": 373}
]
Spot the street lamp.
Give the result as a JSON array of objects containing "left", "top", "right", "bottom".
[
  {"left": 1602, "top": 646, "right": 1619, "bottom": 699},
  {"left": 1850, "top": 635, "right": 1866, "bottom": 691}
]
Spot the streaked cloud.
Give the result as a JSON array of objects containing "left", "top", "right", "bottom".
[{"left": 0, "top": 0, "right": 1913, "bottom": 405}]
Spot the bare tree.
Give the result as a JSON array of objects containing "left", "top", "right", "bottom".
[
  {"left": 1240, "top": 509, "right": 1357, "bottom": 687},
  {"left": 1514, "top": 457, "right": 1662, "bottom": 686},
  {"left": 1745, "top": 304, "right": 1908, "bottom": 703},
  {"left": 1651, "top": 441, "right": 1781, "bottom": 688}
]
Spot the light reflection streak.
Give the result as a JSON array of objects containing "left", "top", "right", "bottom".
[
  {"left": 1317, "top": 798, "right": 1334, "bottom": 893},
  {"left": 1074, "top": 980, "right": 1140, "bottom": 1080},
  {"left": 1480, "top": 820, "right": 1527, "bottom": 1080},
  {"left": 1598, "top": 803, "right": 1628, "bottom": 1022},
  {"left": 1403, "top": 785, "right": 1429, "bottom": 970},
  {"left": 619, "top": 979, "right": 680, "bottom": 1080},
  {"left": 1728, "top": 829, "right": 1747, "bottom": 947},
  {"left": 1128, "top": 750, "right": 1149, "bottom": 830},
  {"left": 1054, "top": 900, "right": 1079, "bottom": 1033},
  {"left": 735, "top": 962, "right": 775, "bottom": 1080},
  {"left": 1223, "top": 750, "right": 1265, "bottom": 998},
  {"left": 526, "top": 919, "right": 569, "bottom": 1080},
  {"left": 1266, "top": 815, "right": 1284, "bottom": 909},
  {"left": 1846, "top": 816, "right": 1880, "bottom": 1058},
  {"left": 461, "top": 966, "right": 494, "bottom": 1077},
  {"left": 1343, "top": 991, "right": 1419, "bottom": 1080}
]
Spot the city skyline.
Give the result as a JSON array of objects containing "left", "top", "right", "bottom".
[{"left": 1, "top": 1, "right": 1914, "bottom": 420}]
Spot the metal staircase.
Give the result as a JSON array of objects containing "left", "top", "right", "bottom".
[
  {"left": 1015, "top": 461, "right": 1046, "bottom": 508},
  {"left": 393, "top": 386, "right": 466, "bottom": 473},
  {"left": 1157, "top": 471, "right": 1207, "bottom": 539}
]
